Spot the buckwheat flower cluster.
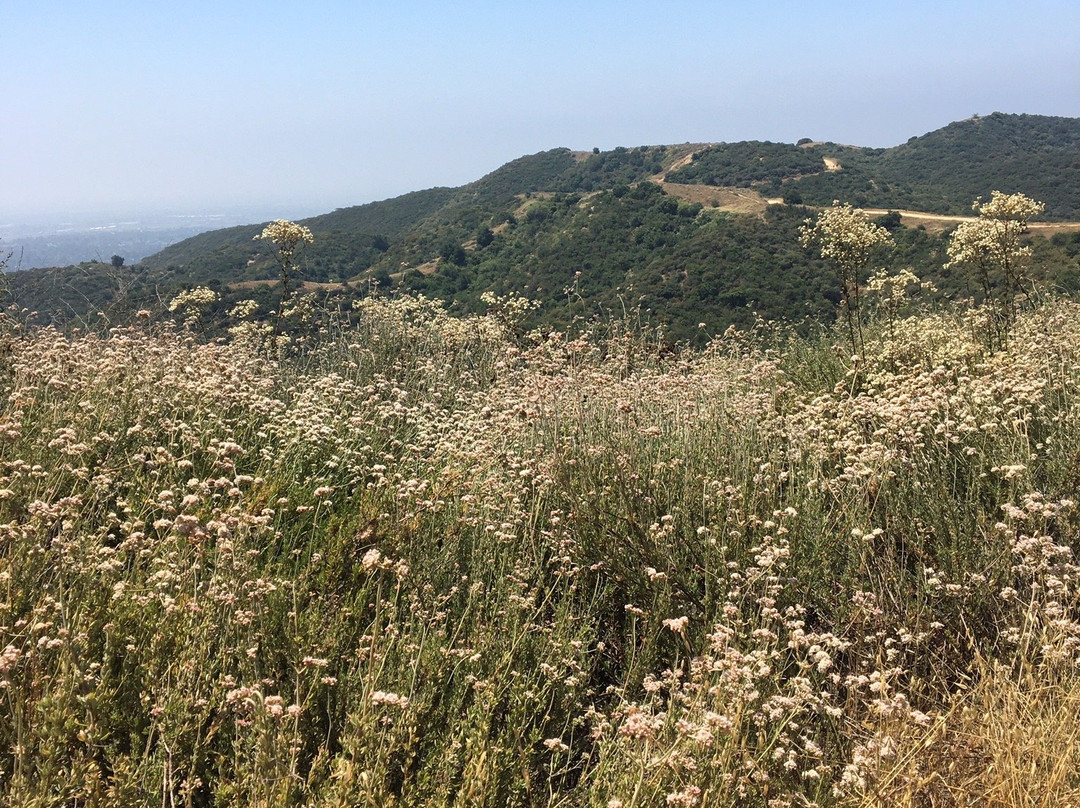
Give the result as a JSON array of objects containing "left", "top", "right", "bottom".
[
  {"left": 255, "top": 219, "right": 314, "bottom": 261},
  {"left": 945, "top": 192, "right": 1043, "bottom": 274},
  {"left": 800, "top": 200, "right": 893, "bottom": 353},
  {"left": 799, "top": 201, "right": 893, "bottom": 274},
  {"left": 945, "top": 191, "right": 1045, "bottom": 348},
  {"left": 371, "top": 690, "right": 409, "bottom": 708},
  {"left": 168, "top": 286, "right": 219, "bottom": 313}
]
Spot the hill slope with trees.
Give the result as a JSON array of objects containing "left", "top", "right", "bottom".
[
  {"left": 7, "top": 113, "right": 1080, "bottom": 341},
  {"left": 667, "top": 113, "right": 1080, "bottom": 217}
]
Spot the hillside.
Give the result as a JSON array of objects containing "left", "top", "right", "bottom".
[
  {"left": 142, "top": 187, "right": 459, "bottom": 277},
  {"left": 7, "top": 113, "right": 1080, "bottom": 340},
  {"left": 667, "top": 113, "right": 1080, "bottom": 217}
]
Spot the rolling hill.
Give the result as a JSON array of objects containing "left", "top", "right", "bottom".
[
  {"left": 7, "top": 113, "right": 1080, "bottom": 341},
  {"left": 666, "top": 113, "right": 1080, "bottom": 217}
]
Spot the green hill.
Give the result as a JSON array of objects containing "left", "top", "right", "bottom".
[
  {"left": 668, "top": 113, "right": 1080, "bottom": 218},
  {"left": 141, "top": 187, "right": 460, "bottom": 278},
  {"left": 8, "top": 114, "right": 1080, "bottom": 340}
]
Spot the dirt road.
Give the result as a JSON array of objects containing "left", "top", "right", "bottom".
[{"left": 860, "top": 208, "right": 1080, "bottom": 235}]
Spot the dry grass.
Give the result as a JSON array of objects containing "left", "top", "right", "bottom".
[
  {"left": 659, "top": 182, "right": 769, "bottom": 215},
  {"left": 857, "top": 662, "right": 1080, "bottom": 807},
  {"left": 229, "top": 279, "right": 349, "bottom": 291}
]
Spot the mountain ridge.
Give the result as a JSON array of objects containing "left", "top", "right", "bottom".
[
  {"left": 141, "top": 112, "right": 1080, "bottom": 275},
  {"left": 8, "top": 113, "right": 1080, "bottom": 341}
]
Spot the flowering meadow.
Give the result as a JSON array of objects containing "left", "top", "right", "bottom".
[{"left": 1, "top": 290, "right": 1079, "bottom": 807}]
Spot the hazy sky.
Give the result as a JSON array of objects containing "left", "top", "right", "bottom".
[{"left": 3, "top": 0, "right": 1078, "bottom": 224}]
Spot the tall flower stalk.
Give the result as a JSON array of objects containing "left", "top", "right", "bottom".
[
  {"left": 945, "top": 191, "right": 1044, "bottom": 350},
  {"left": 256, "top": 219, "right": 314, "bottom": 340},
  {"left": 800, "top": 202, "right": 893, "bottom": 358}
]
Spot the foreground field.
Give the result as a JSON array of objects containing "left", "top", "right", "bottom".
[{"left": 1, "top": 296, "right": 1079, "bottom": 807}]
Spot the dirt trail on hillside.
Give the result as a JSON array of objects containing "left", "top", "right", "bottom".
[
  {"left": 652, "top": 148, "right": 1080, "bottom": 233},
  {"left": 861, "top": 208, "right": 1080, "bottom": 235}
]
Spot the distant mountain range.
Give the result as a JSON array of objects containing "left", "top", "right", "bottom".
[{"left": 8, "top": 113, "right": 1080, "bottom": 341}]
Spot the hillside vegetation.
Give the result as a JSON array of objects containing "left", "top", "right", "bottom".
[
  {"left": 8, "top": 114, "right": 1080, "bottom": 342},
  {"left": 670, "top": 113, "right": 1080, "bottom": 217},
  {"left": 2, "top": 289, "right": 1080, "bottom": 806}
]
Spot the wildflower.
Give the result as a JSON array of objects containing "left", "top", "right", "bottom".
[
  {"left": 800, "top": 201, "right": 893, "bottom": 354},
  {"left": 617, "top": 706, "right": 663, "bottom": 740},
  {"left": 663, "top": 615, "right": 689, "bottom": 635},
  {"left": 255, "top": 219, "right": 314, "bottom": 252},
  {"left": 264, "top": 695, "right": 285, "bottom": 718},
  {"left": 228, "top": 299, "right": 259, "bottom": 319},
  {"left": 168, "top": 286, "right": 218, "bottom": 313},
  {"left": 0, "top": 645, "right": 21, "bottom": 673},
  {"left": 371, "top": 690, "right": 409, "bottom": 708},
  {"left": 665, "top": 785, "right": 701, "bottom": 806}
]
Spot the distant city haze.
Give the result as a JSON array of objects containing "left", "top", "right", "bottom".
[{"left": 3, "top": 0, "right": 1077, "bottom": 237}]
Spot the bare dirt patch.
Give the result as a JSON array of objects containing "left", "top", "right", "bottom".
[
  {"left": 647, "top": 143, "right": 715, "bottom": 184},
  {"left": 660, "top": 183, "right": 769, "bottom": 216},
  {"left": 391, "top": 259, "right": 438, "bottom": 280},
  {"left": 229, "top": 280, "right": 348, "bottom": 292},
  {"left": 823, "top": 157, "right": 842, "bottom": 172}
]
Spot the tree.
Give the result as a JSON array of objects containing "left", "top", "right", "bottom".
[
  {"left": 110, "top": 254, "right": 125, "bottom": 268},
  {"left": 944, "top": 191, "right": 1044, "bottom": 350},
  {"left": 439, "top": 242, "right": 466, "bottom": 266},
  {"left": 873, "top": 211, "right": 902, "bottom": 232},
  {"left": 799, "top": 201, "right": 893, "bottom": 356}
]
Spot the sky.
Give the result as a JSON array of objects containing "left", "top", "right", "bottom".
[{"left": 2, "top": 0, "right": 1078, "bottom": 227}]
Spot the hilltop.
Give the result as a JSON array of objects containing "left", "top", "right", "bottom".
[
  {"left": 7, "top": 113, "right": 1080, "bottom": 340},
  {"left": 665, "top": 112, "right": 1080, "bottom": 216}
]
